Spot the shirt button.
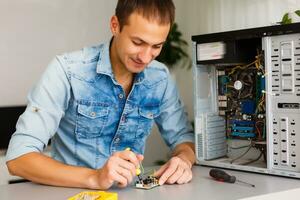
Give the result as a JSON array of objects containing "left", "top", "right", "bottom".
[
  {"left": 32, "top": 107, "right": 39, "bottom": 112},
  {"left": 115, "top": 137, "right": 120, "bottom": 143},
  {"left": 90, "top": 112, "right": 96, "bottom": 117},
  {"left": 119, "top": 94, "right": 124, "bottom": 99}
]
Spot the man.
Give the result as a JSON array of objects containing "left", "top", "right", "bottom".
[{"left": 6, "top": 0, "right": 195, "bottom": 190}]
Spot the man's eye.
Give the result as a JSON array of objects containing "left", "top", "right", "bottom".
[
  {"left": 133, "top": 41, "right": 142, "bottom": 46},
  {"left": 153, "top": 45, "right": 162, "bottom": 49}
]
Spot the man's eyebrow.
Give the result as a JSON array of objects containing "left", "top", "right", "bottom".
[{"left": 131, "top": 37, "right": 165, "bottom": 46}]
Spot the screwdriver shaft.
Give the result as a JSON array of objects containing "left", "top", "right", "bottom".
[{"left": 236, "top": 179, "right": 255, "bottom": 187}]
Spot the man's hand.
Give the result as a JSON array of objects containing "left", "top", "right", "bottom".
[
  {"left": 154, "top": 142, "right": 195, "bottom": 186},
  {"left": 154, "top": 156, "right": 192, "bottom": 185},
  {"left": 89, "top": 150, "right": 143, "bottom": 189}
]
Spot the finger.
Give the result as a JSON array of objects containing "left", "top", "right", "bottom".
[
  {"left": 176, "top": 169, "right": 191, "bottom": 184},
  {"left": 186, "top": 171, "right": 193, "bottom": 183},
  {"left": 181, "top": 159, "right": 192, "bottom": 169},
  {"left": 153, "top": 163, "right": 169, "bottom": 178},
  {"left": 117, "top": 181, "right": 127, "bottom": 188},
  {"left": 116, "top": 151, "right": 140, "bottom": 167},
  {"left": 115, "top": 157, "right": 137, "bottom": 176},
  {"left": 109, "top": 170, "right": 127, "bottom": 188},
  {"left": 158, "top": 164, "right": 178, "bottom": 185},
  {"left": 166, "top": 166, "right": 184, "bottom": 184},
  {"left": 137, "top": 154, "right": 144, "bottom": 162},
  {"left": 117, "top": 166, "right": 133, "bottom": 185}
]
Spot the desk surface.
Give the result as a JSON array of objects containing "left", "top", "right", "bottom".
[{"left": 1, "top": 166, "right": 300, "bottom": 200}]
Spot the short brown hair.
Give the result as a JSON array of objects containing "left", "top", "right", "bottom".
[{"left": 115, "top": 0, "right": 175, "bottom": 30}]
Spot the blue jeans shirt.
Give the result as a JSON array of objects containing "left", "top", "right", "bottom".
[{"left": 6, "top": 42, "right": 194, "bottom": 169}]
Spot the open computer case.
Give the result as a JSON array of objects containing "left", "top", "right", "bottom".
[{"left": 192, "top": 23, "right": 300, "bottom": 178}]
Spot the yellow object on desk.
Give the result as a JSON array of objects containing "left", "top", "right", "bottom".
[{"left": 68, "top": 191, "right": 118, "bottom": 200}]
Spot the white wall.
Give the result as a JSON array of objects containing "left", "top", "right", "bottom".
[
  {"left": 180, "top": 0, "right": 300, "bottom": 36},
  {"left": 172, "top": 0, "right": 300, "bottom": 122},
  {"left": 0, "top": 0, "right": 116, "bottom": 106}
]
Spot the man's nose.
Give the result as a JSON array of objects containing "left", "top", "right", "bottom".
[{"left": 138, "top": 48, "right": 153, "bottom": 64}]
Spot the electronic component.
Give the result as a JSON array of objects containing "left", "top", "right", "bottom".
[
  {"left": 230, "top": 120, "right": 256, "bottom": 138},
  {"left": 241, "top": 100, "right": 255, "bottom": 114},
  {"left": 216, "top": 57, "right": 265, "bottom": 140},
  {"left": 135, "top": 175, "right": 159, "bottom": 190},
  {"left": 233, "top": 80, "right": 243, "bottom": 90}
]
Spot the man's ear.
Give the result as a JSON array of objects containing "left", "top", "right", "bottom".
[{"left": 110, "top": 15, "right": 120, "bottom": 36}]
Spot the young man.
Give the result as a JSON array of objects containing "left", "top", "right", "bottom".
[{"left": 6, "top": 0, "right": 195, "bottom": 190}]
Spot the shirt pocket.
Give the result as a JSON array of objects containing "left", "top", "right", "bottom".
[
  {"left": 75, "top": 103, "right": 109, "bottom": 138},
  {"left": 137, "top": 105, "right": 160, "bottom": 137}
]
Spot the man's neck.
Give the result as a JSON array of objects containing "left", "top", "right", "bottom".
[{"left": 110, "top": 38, "right": 134, "bottom": 96}]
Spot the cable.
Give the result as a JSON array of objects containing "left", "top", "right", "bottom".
[
  {"left": 256, "top": 121, "right": 265, "bottom": 139},
  {"left": 143, "top": 168, "right": 158, "bottom": 177},
  {"left": 228, "top": 139, "right": 252, "bottom": 150},
  {"left": 230, "top": 145, "right": 252, "bottom": 164},
  {"left": 229, "top": 145, "right": 251, "bottom": 150},
  {"left": 241, "top": 151, "right": 263, "bottom": 166},
  {"left": 228, "top": 56, "right": 262, "bottom": 76},
  {"left": 140, "top": 162, "right": 145, "bottom": 174},
  {"left": 255, "top": 122, "right": 262, "bottom": 140}
]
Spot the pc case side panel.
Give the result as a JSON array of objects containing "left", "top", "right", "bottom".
[
  {"left": 195, "top": 65, "right": 217, "bottom": 115},
  {"left": 265, "top": 33, "right": 300, "bottom": 173},
  {"left": 193, "top": 41, "right": 205, "bottom": 161},
  {"left": 192, "top": 42, "right": 226, "bottom": 162},
  {"left": 264, "top": 36, "right": 273, "bottom": 172}
]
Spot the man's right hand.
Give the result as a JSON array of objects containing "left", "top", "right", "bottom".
[{"left": 89, "top": 150, "right": 144, "bottom": 189}]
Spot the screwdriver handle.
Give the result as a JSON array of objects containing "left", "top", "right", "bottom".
[
  {"left": 125, "top": 147, "right": 141, "bottom": 176},
  {"left": 209, "top": 169, "right": 236, "bottom": 183}
]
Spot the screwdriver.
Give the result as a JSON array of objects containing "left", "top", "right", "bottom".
[
  {"left": 125, "top": 148, "right": 143, "bottom": 182},
  {"left": 209, "top": 168, "right": 255, "bottom": 187}
]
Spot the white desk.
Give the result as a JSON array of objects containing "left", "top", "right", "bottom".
[{"left": 1, "top": 166, "right": 300, "bottom": 200}]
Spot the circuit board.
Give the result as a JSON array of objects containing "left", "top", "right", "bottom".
[
  {"left": 135, "top": 175, "right": 159, "bottom": 190},
  {"left": 216, "top": 53, "right": 266, "bottom": 142}
]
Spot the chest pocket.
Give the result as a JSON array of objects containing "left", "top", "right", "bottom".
[
  {"left": 138, "top": 105, "right": 160, "bottom": 137},
  {"left": 76, "top": 103, "right": 109, "bottom": 138}
]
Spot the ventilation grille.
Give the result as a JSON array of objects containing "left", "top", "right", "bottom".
[{"left": 197, "top": 133, "right": 203, "bottom": 158}]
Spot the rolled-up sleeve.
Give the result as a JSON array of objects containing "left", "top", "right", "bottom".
[
  {"left": 6, "top": 56, "right": 71, "bottom": 162},
  {"left": 155, "top": 75, "right": 194, "bottom": 150}
]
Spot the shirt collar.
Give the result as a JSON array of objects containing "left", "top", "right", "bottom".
[
  {"left": 96, "top": 41, "right": 113, "bottom": 77},
  {"left": 96, "top": 39, "right": 146, "bottom": 84}
]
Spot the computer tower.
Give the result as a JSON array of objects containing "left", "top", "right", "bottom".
[{"left": 192, "top": 23, "right": 300, "bottom": 178}]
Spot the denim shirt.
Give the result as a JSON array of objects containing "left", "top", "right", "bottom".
[{"left": 6, "top": 42, "right": 194, "bottom": 169}]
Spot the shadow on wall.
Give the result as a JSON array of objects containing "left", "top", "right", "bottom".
[
  {"left": 143, "top": 124, "right": 170, "bottom": 166},
  {"left": 0, "top": 106, "right": 26, "bottom": 149}
]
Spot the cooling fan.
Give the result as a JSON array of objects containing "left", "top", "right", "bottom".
[{"left": 228, "top": 69, "right": 256, "bottom": 100}]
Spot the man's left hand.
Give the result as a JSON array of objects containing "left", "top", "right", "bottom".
[{"left": 154, "top": 156, "right": 192, "bottom": 185}]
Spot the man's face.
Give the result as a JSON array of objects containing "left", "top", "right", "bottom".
[{"left": 110, "top": 12, "right": 170, "bottom": 73}]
